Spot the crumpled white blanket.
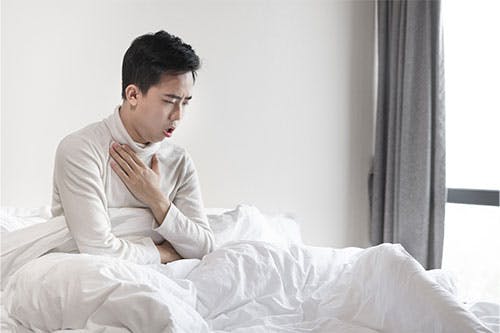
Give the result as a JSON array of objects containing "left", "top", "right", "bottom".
[{"left": 2, "top": 241, "right": 492, "bottom": 333}]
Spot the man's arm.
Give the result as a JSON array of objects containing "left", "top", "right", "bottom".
[
  {"left": 152, "top": 151, "right": 215, "bottom": 259},
  {"left": 54, "top": 135, "right": 160, "bottom": 264}
]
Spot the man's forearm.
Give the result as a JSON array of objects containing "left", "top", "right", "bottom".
[{"left": 149, "top": 193, "right": 171, "bottom": 225}]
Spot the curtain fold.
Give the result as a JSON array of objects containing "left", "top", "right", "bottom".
[{"left": 370, "top": 0, "right": 446, "bottom": 269}]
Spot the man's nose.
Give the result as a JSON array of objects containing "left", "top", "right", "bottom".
[{"left": 170, "top": 104, "right": 184, "bottom": 121}]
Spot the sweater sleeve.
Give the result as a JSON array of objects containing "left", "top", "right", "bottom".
[
  {"left": 53, "top": 135, "right": 160, "bottom": 264},
  {"left": 153, "top": 151, "right": 215, "bottom": 259}
]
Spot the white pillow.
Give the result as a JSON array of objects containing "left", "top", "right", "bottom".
[
  {"left": 0, "top": 206, "right": 52, "bottom": 232},
  {"left": 206, "top": 204, "right": 302, "bottom": 248}
]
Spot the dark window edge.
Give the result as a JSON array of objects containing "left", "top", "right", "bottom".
[{"left": 447, "top": 188, "right": 500, "bottom": 207}]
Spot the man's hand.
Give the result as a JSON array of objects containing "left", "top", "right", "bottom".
[
  {"left": 156, "top": 240, "right": 182, "bottom": 264},
  {"left": 109, "top": 142, "right": 171, "bottom": 223}
]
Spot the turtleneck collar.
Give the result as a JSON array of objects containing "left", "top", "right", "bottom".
[{"left": 103, "top": 105, "right": 161, "bottom": 158}]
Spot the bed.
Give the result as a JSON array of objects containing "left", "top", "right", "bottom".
[{"left": 1, "top": 204, "right": 498, "bottom": 332}]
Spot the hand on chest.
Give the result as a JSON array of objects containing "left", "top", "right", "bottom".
[{"left": 105, "top": 152, "right": 182, "bottom": 208}]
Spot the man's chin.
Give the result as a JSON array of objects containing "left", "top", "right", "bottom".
[{"left": 152, "top": 136, "right": 167, "bottom": 144}]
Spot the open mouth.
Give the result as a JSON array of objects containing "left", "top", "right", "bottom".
[{"left": 163, "top": 127, "right": 175, "bottom": 137}]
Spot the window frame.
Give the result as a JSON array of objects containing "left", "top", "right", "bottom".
[{"left": 446, "top": 188, "right": 500, "bottom": 207}]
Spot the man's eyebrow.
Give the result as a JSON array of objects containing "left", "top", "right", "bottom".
[{"left": 163, "top": 94, "right": 192, "bottom": 100}]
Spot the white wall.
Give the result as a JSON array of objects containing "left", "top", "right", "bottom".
[{"left": 1, "top": 0, "right": 375, "bottom": 248}]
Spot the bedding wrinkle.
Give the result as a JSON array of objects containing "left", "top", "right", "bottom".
[
  {"left": 5, "top": 253, "right": 210, "bottom": 332},
  {"left": 1, "top": 205, "right": 494, "bottom": 332}
]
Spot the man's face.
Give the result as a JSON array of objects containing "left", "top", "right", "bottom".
[{"left": 133, "top": 72, "right": 194, "bottom": 144}]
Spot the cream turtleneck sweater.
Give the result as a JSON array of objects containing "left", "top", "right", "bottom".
[{"left": 50, "top": 105, "right": 215, "bottom": 264}]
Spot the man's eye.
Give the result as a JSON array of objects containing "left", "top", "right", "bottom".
[{"left": 163, "top": 100, "right": 174, "bottom": 104}]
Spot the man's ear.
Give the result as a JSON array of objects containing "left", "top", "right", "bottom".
[{"left": 125, "top": 84, "right": 141, "bottom": 107}]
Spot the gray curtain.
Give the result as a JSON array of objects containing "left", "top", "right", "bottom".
[{"left": 370, "top": 0, "right": 446, "bottom": 269}]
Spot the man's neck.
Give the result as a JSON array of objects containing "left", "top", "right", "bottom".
[{"left": 119, "top": 101, "right": 148, "bottom": 145}]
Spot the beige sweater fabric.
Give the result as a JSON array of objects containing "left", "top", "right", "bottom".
[{"left": 50, "top": 105, "right": 215, "bottom": 264}]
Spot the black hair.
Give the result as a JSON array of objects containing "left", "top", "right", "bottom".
[{"left": 121, "top": 30, "right": 200, "bottom": 99}]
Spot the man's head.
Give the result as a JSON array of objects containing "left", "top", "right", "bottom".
[
  {"left": 121, "top": 30, "right": 200, "bottom": 99},
  {"left": 120, "top": 31, "right": 201, "bottom": 144}
]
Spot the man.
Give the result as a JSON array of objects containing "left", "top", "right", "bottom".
[{"left": 50, "top": 30, "right": 215, "bottom": 264}]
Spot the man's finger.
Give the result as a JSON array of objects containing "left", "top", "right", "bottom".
[
  {"left": 151, "top": 154, "right": 160, "bottom": 175},
  {"left": 112, "top": 144, "right": 139, "bottom": 173},
  {"left": 110, "top": 160, "right": 129, "bottom": 181},
  {"left": 109, "top": 145, "right": 133, "bottom": 176}
]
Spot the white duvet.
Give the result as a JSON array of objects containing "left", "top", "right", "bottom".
[
  {"left": 0, "top": 206, "right": 494, "bottom": 332},
  {"left": 2, "top": 243, "right": 491, "bottom": 332}
]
